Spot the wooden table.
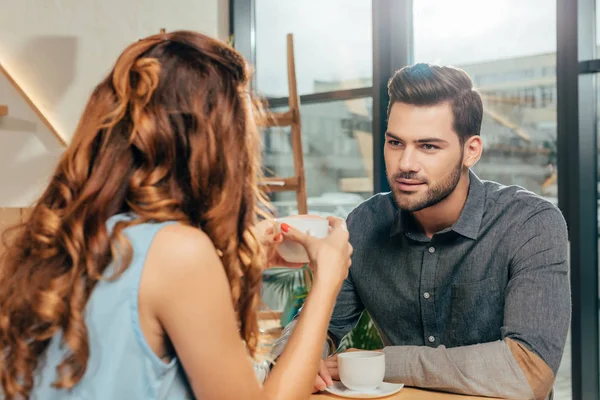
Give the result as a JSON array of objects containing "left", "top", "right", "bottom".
[{"left": 311, "top": 386, "right": 494, "bottom": 399}]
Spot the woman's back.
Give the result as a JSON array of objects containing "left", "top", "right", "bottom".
[{"left": 31, "top": 213, "right": 193, "bottom": 400}]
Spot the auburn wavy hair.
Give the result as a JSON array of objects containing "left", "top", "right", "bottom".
[{"left": 0, "top": 30, "right": 270, "bottom": 399}]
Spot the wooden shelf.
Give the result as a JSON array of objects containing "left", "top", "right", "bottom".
[
  {"left": 0, "top": 105, "right": 7, "bottom": 117},
  {"left": 259, "top": 176, "right": 300, "bottom": 193}
]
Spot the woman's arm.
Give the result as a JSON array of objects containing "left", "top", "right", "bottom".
[{"left": 146, "top": 221, "right": 349, "bottom": 400}]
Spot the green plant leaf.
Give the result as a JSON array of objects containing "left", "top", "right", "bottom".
[
  {"left": 336, "top": 311, "right": 383, "bottom": 353},
  {"left": 262, "top": 267, "right": 306, "bottom": 301}
]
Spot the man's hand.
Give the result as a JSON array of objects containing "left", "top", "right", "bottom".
[
  {"left": 324, "top": 355, "right": 339, "bottom": 380},
  {"left": 312, "top": 356, "right": 337, "bottom": 393},
  {"left": 311, "top": 348, "right": 383, "bottom": 392}
]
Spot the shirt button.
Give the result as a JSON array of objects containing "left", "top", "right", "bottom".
[
  {"left": 428, "top": 246, "right": 435, "bottom": 254},
  {"left": 428, "top": 336, "right": 435, "bottom": 343},
  {"left": 423, "top": 292, "right": 430, "bottom": 299}
]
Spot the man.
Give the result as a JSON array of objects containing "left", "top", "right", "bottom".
[{"left": 271, "top": 63, "right": 570, "bottom": 400}]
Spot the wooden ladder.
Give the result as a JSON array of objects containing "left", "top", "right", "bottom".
[{"left": 259, "top": 34, "right": 308, "bottom": 215}]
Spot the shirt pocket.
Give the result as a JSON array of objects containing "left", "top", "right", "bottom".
[{"left": 448, "top": 277, "right": 504, "bottom": 347}]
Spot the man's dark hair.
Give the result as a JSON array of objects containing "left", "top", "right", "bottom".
[{"left": 388, "top": 63, "right": 483, "bottom": 142}]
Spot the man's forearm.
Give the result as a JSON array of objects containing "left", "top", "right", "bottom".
[{"left": 384, "top": 339, "right": 553, "bottom": 399}]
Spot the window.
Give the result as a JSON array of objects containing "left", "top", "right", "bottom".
[
  {"left": 255, "top": 0, "right": 372, "bottom": 97},
  {"left": 414, "top": 0, "right": 558, "bottom": 198},
  {"left": 264, "top": 98, "right": 373, "bottom": 218}
]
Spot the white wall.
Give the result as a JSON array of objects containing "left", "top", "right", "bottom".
[{"left": 0, "top": 0, "right": 228, "bottom": 207}]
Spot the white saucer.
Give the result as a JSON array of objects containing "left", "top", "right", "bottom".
[{"left": 324, "top": 381, "right": 405, "bottom": 398}]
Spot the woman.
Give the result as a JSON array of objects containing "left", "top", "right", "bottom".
[{"left": 0, "top": 30, "right": 352, "bottom": 399}]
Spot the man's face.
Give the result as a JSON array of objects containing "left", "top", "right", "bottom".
[{"left": 385, "top": 102, "right": 466, "bottom": 212}]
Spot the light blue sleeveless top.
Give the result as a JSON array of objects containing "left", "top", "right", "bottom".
[{"left": 31, "top": 213, "right": 194, "bottom": 399}]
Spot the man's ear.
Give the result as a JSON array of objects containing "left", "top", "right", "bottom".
[{"left": 463, "top": 135, "right": 482, "bottom": 168}]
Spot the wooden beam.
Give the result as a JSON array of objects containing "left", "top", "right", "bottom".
[
  {"left": 0, "top": 105, "right": 7, "bottom": 116},
  {"left": 259, "top": 176, "right": 300, "bottom": 193},
  {"left": 285, "top": 33, "right": 308, "bottom": 215},
  {"left": 0, "top": 63, "right": 68, "bottom": 146},
  {"left": 260, "top": 110, "right": 296, "bottom": 127}
]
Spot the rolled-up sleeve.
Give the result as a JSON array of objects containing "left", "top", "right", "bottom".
[{"left": 502, "top": 204, "right": 570, "bottom": 397}]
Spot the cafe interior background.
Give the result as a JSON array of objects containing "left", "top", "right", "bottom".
[{"left": 1, "top": 0, "right": 600, "bottom": 398}]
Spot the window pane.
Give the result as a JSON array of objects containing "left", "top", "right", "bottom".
[
  {"left": 596, "top": 5, "right": 600, "bottom": 46},
  {"left": 263, "top": 98, "right": 373, "bottom": 219},
  {"left": 414, "top": 1, "right": 570, "bottom": 398},
  {"left": 255, "top": 0, "right": 372, "bottom": 97},
  {"left": 414, "top": 0, "right": 557, "bottom": 197}
]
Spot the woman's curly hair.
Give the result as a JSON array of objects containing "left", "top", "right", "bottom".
[{"left": 0, "top": 30, "right": 270, "bottom": 399}]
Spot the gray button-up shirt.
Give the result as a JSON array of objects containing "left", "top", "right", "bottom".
[
  {"left": 272, "top": 171, "right": 570, "bottom": 399},
  {"left": 329, "top": 171, "right": 570, "bottom": 398}
]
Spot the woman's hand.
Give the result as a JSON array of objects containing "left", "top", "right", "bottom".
[
  {"left": 280, "top": 216, "right": 352, "bottom": 289},
  {"left": 254, "top": 219, "right": 306, "bottom": 268}
]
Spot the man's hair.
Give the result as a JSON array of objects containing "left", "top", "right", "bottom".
[{"left": 388, "top": 63, "right": 483, "bottom": 142}]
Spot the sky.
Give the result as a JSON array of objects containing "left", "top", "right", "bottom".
[{"left": 254, "top": 0, "right": 558, "bottom": 97}]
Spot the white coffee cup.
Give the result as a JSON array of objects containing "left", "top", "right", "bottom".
[
  {"left": 276, "top": 215, "right": 329, "bottom": 264},
  {"left": 338, "top": 351, "right": 385, "bottom": 392}
]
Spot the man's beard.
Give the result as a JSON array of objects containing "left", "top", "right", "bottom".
[{"left": 388, "top": 158, "right": 463, "bottom": 212}]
